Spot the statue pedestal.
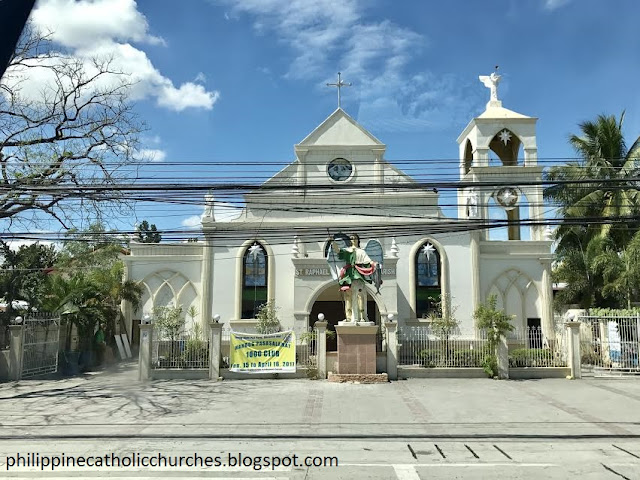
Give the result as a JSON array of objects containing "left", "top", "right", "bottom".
[{"left": 328, "top": 325, "right": 387, "bottom": 383}]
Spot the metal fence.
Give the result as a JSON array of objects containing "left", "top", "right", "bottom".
[
  {"left": 579, "top": 315, "right": 640, "bottom": 374},
  {"left": 21, "top": 314, "right": 61, "bottom": 378},
  {"left": 508, "top": 326, "right": 567, "bottom": 368},
  {"left": 152, "top": 327, "right": 209, "bottom": 369},
  {"left": 295, "top": 326, "right": 317, "bottom": 369},
  {"left": 398, "top": 326, "right": 490, "bottom": 367}
]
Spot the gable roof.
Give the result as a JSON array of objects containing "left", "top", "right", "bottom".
[{"left": 296, "top": 108, "right": 384, "bottom": 147}]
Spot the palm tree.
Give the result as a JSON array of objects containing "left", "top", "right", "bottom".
[
  {"left": 545, "top": 112, "right": 640, "bottom": 249},
  {"left": 43, "top": 262, "right": 142, "bottom": 355},
  {"left": 592, "top": 231, "right": 640, "bottom": 308},
  {"left": 546, "top": 113, "right": 640, "bottom": 308}
]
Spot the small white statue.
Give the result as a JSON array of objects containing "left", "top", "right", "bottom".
[
  {"left": 479, "top": 69, "right": 502, "bottom": 102},
  {"left": 204, "top": 191, "right": 215, "bottom": 219},
  {"left": 467, "top": 190, "right": 479, "bottom": 218}
]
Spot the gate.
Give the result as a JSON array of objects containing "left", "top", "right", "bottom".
[
  {"left": 21, "top": 314, "right": 61, "bottom": 378},
  {"left": 579, "top": 315, "right": 640, "bottom": 376}
]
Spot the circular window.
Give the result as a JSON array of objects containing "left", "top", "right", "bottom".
[
  {"left": 327, "top": 158, "right": 353, "bottom": 182},
  {"left": 495, "top": 187, "right": 520, "bottom": 210}
]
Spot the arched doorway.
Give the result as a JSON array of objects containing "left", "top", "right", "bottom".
[{"left": 309, "top": 283, "right": 380, "bottom": 352}]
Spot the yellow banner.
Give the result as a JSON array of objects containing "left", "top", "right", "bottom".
[{"left": 229, "top": 331, "right": 296, "bottom": 373}]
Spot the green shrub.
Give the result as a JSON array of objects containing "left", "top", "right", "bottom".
[
  {"left": 581, "top": 349, "right": 600, "bottom": 365},
  {"left": 419, "top": 348, "right": 441, "bottom": 367},
  {"left": 451, "top": 349, "right": 485, "bottom": 367},
  {"left": 508, "top": 348, "right": 555, "bottom": 367},
  {"left": 482, "top": 355, "right": 498, "bottom": 377},
  {"left": 182, "top": 338, "right": 209, "bottom": 365},
  {"left": 418, "top": 348, "right": 485, "bottom": 367}
]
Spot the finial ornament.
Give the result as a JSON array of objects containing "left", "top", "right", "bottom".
[
  {"left": 291, "top": 235, "right": 300, "bottom": 258},
  {"left": 479, "top": 66, "right": 501, "bottom": 103},
  {"left": 390, "top": 237, "right": 399, "bottom": 258},
  {"left": 326, "top": 72, "right": 352, "bottom": 108},
  {"left": 204, "top": 190, "right": 215, "bottom": 219}
]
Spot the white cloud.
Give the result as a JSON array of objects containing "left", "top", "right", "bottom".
[
  {"left": 544, "top": 0, "right": 572, "bottom": 11},
  {"left": 219, "top": 0, "right": 476, "bottom": 131},
  {"left": 157, "top": 82, "right": 219, "bottom": 112},
  {"left": 20, "top": 0, "right": 218, "bottom": 112},
  {"left": 31, "top": 0, "right": 165, "bottom": 48},
  {"left": 181, "top": 202, "right": 242, "bottom": 227},
  {"left": 182, "top": 215, "right": 202, "bottom": 228},
  {"left": 136, "top": 148, "right": 167, "bottom": 162},
  {"left": 194, "top": 72, "right": 207, "bottom": 83}
]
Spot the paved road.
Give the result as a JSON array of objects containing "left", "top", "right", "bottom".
[{"left": 1, "top": 365, "right": 640, "bottom": 478}]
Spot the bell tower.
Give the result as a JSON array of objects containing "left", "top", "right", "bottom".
[{"left": 456, "top": 70, "right": 545, "bottom": 241}]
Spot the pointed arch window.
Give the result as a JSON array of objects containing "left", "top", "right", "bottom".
[
  {"left": 242, "top": 242, "right": 268, "bottom": 319},
  {"left": 415, "top": 242, "right": 442, "bottom": 318}
]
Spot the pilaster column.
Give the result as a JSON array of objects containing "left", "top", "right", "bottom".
[
  {"left": 470, "top": 231, "right": 481, "bottom": 326},
  {"left": 541, "top": 259, "right": 554, "bottom": 337},
  {"left": 121, "top": 259, "right": 132, "bottom": 337},
  {"left": 138, "top": 323, "right": 153, "bottom": 381},
  {"left": 315, "top": 321, "right": 327, "bottom": 379},
  {"left": 200, "top": 222, "right": 214, "bottom": 330},
  {"left": 8, "top": 324, "right": 23, "bottom": 381},
  {"left": 384, "top": 321, "right": 398, "bottom": 380},
  {"left": 373, "top": 148, "right": 385, "bottom": 193},
  {"left": 209, "top": 322, "right": 223, "bottom": 381}
]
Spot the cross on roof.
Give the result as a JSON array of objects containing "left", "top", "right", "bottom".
[{"left": 326, "top": 72, "right": 351, "bottom": 109}]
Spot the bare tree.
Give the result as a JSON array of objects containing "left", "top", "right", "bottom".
[{"left": 0, "top": 27, "right": 143, "bottom": 230}]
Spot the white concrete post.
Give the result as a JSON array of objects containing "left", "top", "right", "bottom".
[
  {"left": 315, "top": 321, "right": 327, "bottom": 379},
  {"left": 138, "top": 323, "right": 153, "bottom": 381},
  {"left": 384, "top": 320, "right": 398, "bottom": 380},
  {"left": 496, "top": 334, "right": 509, "bottom": 379},
  {"left": 209, "top": 322, "right": 222, "bottom": 381},
  {"left": 8, "top": 324, "right": 23, "bottom": 381},
  {"left": 565, "top": 321, "right": 582, "bottom": 379},
  {"left": 636, "top": 314, "right": 640, "bottom": 367}
]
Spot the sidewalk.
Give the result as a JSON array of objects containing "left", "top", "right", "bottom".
[{"left": 1, "top": 363, "right": 640, "bottom": 440}]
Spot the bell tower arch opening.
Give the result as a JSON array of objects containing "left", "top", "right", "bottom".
[{"left": 488, "top": 128, "right": 522, "bottom": 166}]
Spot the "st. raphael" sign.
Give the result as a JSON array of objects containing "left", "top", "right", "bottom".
[{"left": 295, "top": 266, "right": 396, "bottom": 277}]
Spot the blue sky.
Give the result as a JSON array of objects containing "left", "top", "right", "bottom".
[{"left": 20, "top": 0, "right": 640, "bottom": 236}]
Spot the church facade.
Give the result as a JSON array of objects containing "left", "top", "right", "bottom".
[{"left": 123, "top": 87, "right": 554, "bottom": 344}]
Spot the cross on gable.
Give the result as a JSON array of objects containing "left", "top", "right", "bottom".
[{"left": 326, "top": 72, "right": 352, "bottom": 108}]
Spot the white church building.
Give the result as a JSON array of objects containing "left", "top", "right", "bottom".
[{"left": 123, "top": 79, "right": 554, "bottom": 348}]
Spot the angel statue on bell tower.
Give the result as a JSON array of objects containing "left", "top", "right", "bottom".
[
  {"left": 479, "top": 66, "right": 501, "bottom": 103},
  {"left": 327, "top": 233, "right": 383, "bottom": 324}
]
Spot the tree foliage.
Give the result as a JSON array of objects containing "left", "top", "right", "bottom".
[
  {"left": 42, "top": 224, "right": 141, "bottom": 352},
  {"left": 0, "top": 241, "right": 57, "bottom": 323},
  {"left": 255, "top": 300, "right": 281, "bottom": 334},
  {"left": 427, "top": 293, "right": 459, "bottom": 340},
  {"left": 545, "top": 112, "right": 640, "bottom": 248},
  {"left": 153, "top": 305, "right": 185, "bottom": 341},
  {"left": 473, "top": 295, "right": 515, "bottom": 348},
  {"left": 545, "top": 113, "right": 640, "bottom": 308},
  {"left": 136, "top": 220, "right": 161, "bottom": 243},
  {"left": 0, "top": 27, "right": 143, "bottom": 229}
]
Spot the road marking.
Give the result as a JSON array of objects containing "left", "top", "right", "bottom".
[
  {"left": 393, "top": 465, "right": 420, "bottom": 480},
  {"left": 602, "top": 463, "right": 632, "bottom": 480}
]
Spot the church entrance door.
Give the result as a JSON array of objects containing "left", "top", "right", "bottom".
[{"left": 309, "top": 284, "right": 379, "bottom": 352}]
